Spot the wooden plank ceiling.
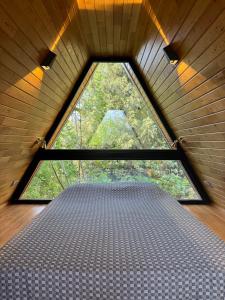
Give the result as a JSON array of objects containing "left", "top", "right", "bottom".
[{"left": 0, "top": 0, "right": 225, "bottom": 208}]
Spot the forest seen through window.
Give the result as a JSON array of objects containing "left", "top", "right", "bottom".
[{"left": 22, "top": 63, "right": 200, "bottom": 200}]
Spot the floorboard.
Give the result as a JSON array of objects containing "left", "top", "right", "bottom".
[
  {"left": 183, "top": 204, "right": 225, "bottom": 242},
  {"left": 0, "top": 203, "right": 46, "bottom": 247}
]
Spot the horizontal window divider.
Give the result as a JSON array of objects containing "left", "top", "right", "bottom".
[
  {"left": 38, "top": 149, "right": 180, "bottom": 160},
  {"left": 15, "top": 199, "right": 202, "bottom": 205}
]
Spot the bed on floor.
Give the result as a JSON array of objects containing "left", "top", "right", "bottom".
[{"left": 1, "top": 183, "right": 225, "bottom": 299}]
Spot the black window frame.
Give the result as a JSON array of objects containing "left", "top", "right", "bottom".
[{"left": 10, "top": 58, "right": 211, "bottom": 205}]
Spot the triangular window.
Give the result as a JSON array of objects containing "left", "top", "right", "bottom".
[
  {"left": 20, "top": 63, "right": 201, "bottom": 202},
  {"left": 53, "top": 63, "right": 170, "bottom": 150}
]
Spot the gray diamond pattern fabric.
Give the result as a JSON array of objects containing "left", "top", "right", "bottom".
[{"left": 0, "top": 183, "right": 225, "bottom": 299}]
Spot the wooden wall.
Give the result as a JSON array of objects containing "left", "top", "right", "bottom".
[
  {"left": 0, "top": 0, "right": 225, "bottom": 208},
  {"left": 0, "top": 0, "right": 89, "bottom": 203},
  {"left": 134, "top": 0, "right": 225, "bottom": 208}
]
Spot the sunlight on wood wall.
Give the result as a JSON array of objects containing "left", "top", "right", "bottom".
[{"left": 0, "top": 0, "right": 225, "bottom": 208}]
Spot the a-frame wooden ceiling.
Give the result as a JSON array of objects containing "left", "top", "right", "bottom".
[{"left": 0, "top": 0, "right": 225, "bottom": 208}]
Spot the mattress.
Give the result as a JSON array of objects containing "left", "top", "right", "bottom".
[{"left": 0, "top": 183, "right": 225, "bottom": 299}]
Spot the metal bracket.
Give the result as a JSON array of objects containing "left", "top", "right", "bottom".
[
  {"left": 171, "top": 137, "right": 185, "bottom": 149},
  {"left": 34, "top": 137, "right": 47, "bottom": 149}
]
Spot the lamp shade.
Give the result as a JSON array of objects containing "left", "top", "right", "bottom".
[
  {"left": 163, "top": 45, "right": 179, "bottom": 65},
  {"left": 41, "top": 50, "right": 56, "bottom": 70}
]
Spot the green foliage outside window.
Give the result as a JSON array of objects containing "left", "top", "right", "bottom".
[{"left": 22, "top": 63, "right": 200, "bottom": 200}]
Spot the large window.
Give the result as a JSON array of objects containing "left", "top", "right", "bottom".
[
  {"left": 22, "top": 160, "right": 200, "bottom": 200},
  {"left": 20, "top": 62, "right": 202, "bottom": 202}
]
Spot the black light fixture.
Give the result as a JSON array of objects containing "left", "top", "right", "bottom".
[
  {"left": 163, "top": 45, "right": 179, "bottom": 65},
  {"left": 41, "top": 50, "right": 56, "bottom": 70}
]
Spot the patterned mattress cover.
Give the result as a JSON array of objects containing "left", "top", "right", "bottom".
[{"left": 0, "top": 183, "right": 225, "bottom": 299}]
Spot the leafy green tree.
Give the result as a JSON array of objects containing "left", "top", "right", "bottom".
[{"left": 23, "top": 63, "right": 199, "bottom": 200}]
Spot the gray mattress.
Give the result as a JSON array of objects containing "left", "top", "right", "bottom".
[{"left": 0, "top": 183, "right": 225, "bottom": 299}]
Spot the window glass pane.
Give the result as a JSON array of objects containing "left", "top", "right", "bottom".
[
  {"left": 53, "top": 63, "right": 170, "bottom": 149},
  {"left": 21, "top": 160, "right": 200, "bottom": 200}
]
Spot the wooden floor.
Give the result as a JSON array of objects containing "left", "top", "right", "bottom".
[
  {"left": 0, "top": 203, "right": 46, "bottom": 247},
  {"left": 0, "top": 203, "right": 225, "bottom": 247},
  {"left": 184, "top": 204, "right": 225, "bottom": 242}
]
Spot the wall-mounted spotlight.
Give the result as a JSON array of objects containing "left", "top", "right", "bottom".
[
  {"left": 163, "top": 45, "right": 179, "bottom": 65},
  {"left": 41, "top": 50, "right": 56, "bottom": 70}
]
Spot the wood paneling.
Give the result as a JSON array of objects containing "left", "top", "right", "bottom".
[
  {"left": 0, "top": 0, "right": 89, "bottom": 203},
  {"left": 134, "top": 0, "right": 225, "bottom": 209},
  {"left": 1, "top": 203, "right": 225, "bottom": 247},
  {"left": 0, "top": 0, "right": 225, "bottom": 209}
]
